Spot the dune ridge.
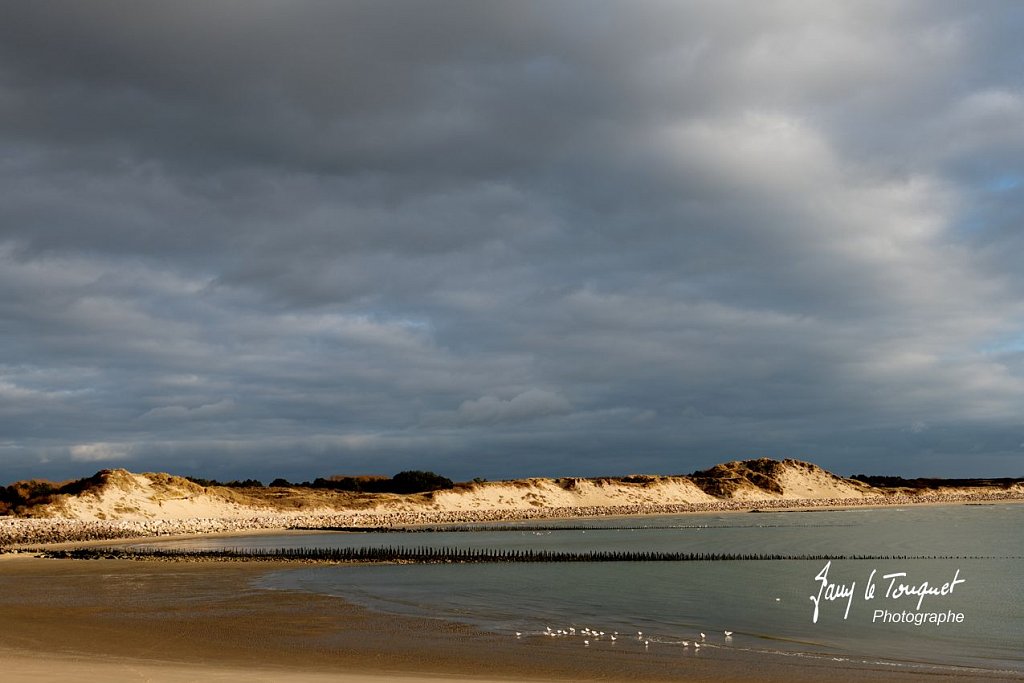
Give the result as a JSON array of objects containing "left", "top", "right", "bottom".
[
  {"left": 5, "top": 458, "right": 1019, "bottom": 527},
  {"left": 12, "top": 458, "right": 874, "bottom": 522}
]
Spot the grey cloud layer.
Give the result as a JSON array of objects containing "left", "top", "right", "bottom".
[{"left": 1, "top": 1, "right": 1023, "bottom": 481}]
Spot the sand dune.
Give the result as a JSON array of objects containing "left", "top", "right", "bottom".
[
  {"left": 689, "top": 458, "right": 875, "bottom": 501},
  {"left": 4, "top": 458, "right": 1022, "bottom": 530},
  {"left": 9, "top": 458, "right": 883, "bottom": 522},
  {"left": 2, "top": 458, "right": 1024, "bottom": 547},
  {"left": 406, "top": 476, "right": 717, "bottom": 512},
  {"left": 48, "top": 470, "right": 272, "bottom": 521}
]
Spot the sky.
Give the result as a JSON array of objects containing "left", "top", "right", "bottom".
[{"left": 2, "top": 1, "right": 1024, "bottom": 484}]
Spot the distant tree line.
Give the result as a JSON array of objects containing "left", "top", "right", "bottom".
[
  {"left": 186, "top": 470, "right": 455, "bottom": 494},
  {"left": 270, "top": 470, "right": 455, "bottom": 494},
  {"left": 849, "top": 474, "right": 1024, "bottom": 489},
  {"left": 185, "top": 477, "right": 266, "bottom": 488}
]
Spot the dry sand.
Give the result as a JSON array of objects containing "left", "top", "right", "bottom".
[
  {"left": 33, "top": 460, "right": 881, "bottom": 523},
  {"left": 1, "top": 555, "right": 1020, "bottom": 683},
  {"left": 5, "top": 459, "right": 1023, "bottom": 681},
  {"left": 8, "top": 458, "right": 1022, "bottom": 550}
]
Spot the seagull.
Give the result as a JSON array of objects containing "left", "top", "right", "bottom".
[
  {"left": 775, "top": 597, "right": 781, "bottom": 602},
  {"left": 700, "top": 632, "right": 706, "bottom": 640},
  {"left": 644, "top": 639, "right": 650, "bottom": 647},
  {"left": 637, "top": 631, "right": 643, "bottom": 636},
  {"left": 584, "top": 640, "right": 590, "bottom": 646},
  {"left": 610, "top": 635, "right": 617, "bottom": 641},
  {"left": 694, "top": 643, "right": 701, "bottom": 650},
  {"left": 724, "top": 631, "right": 733, "bottom": 637},
  {"left": 681, "top": 641, "right": 689, "bottom": 647},
  {"left": 515, "top": 632, "right": 522, "bottom": 637}
]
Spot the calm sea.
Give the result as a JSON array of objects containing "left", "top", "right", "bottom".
[{"left": 144, "top": 504, "right": 1024, "bottom": 675}]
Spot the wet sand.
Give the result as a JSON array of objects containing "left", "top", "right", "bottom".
[{"left": 1, "top": 555, "right": 1021, "bottom": 682}]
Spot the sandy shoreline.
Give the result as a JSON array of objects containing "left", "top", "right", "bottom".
[
  {"left": 4, "top": 491, "right": 1024, "bottom": 548},
  {"left": 3, "top": 499, "right": 1023, "bottom": 681},
  {"left": 0, "top": 554, "right": 1020, "bottom": 682}
]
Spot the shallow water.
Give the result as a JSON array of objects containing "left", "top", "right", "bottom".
[{"left": 150, "top": 504, "right": 1024, "bottom": 675}]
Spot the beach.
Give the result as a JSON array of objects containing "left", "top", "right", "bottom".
[
  {"left": 5, "top": 485, "right": 1024, "bottom": 548},
  {"left": 2, "top": 540, "right": 1022, "bottom": 682},
  {"left": 3, "top": 478, "right": 1023, "bottom": 682},
  {"left": 7, "top": 0, "right": 1024, "bottom": 677}
]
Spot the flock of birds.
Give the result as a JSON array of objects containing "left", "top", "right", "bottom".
[{"left": 514, "top": 625, "right": 734, "bottom": 650}]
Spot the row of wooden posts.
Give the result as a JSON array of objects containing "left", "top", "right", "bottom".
[{"left": 40, "top": 546, "right": 1013, "bottom": 563}]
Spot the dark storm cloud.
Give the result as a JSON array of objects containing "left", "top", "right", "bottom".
[{"left": 1, "top": 1, "right": 1023, "bottom": 482}]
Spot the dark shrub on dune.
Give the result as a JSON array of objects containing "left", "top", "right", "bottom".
[
  {"left": 388, "top": 470, "right": 455, "bottom": 494},
  {"left": 302, "top": 471, "right": 454, "bottom": 494},
  {"left": 0, "top": 474, "right": 109, "bottom": 515}
]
